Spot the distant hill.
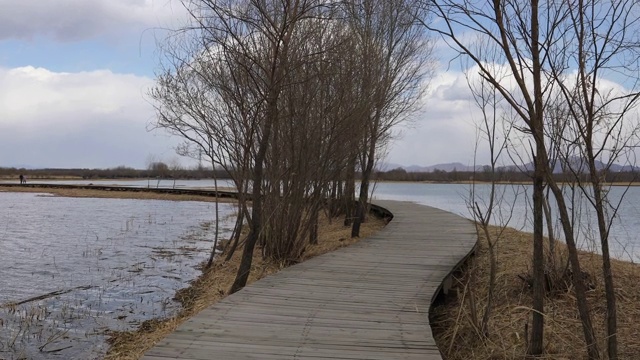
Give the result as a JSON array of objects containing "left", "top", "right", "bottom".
[
  {"left": 378, "top": 158, "right": 640, "bottom": 174},
  {"left": 377, "top": 162, "right": 484, "bottom": 173},
  {"left": 402, "top": 162, "right": 474, "bottom": 172},
  {"left": 376, "top": 162, "right": 406, "bottom": 171},
  {"left": 2, "top": 164, "right": 37, "bottom": 169},
  {"left": 500, "top": 158, "right": 640, "bottom": 173}
]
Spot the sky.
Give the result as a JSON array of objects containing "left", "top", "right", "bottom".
[{"left": 0, "top": 0, "right": 481, "bottom": 170}]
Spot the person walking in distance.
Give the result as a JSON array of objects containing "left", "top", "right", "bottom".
[{"left": 19, "top": 174, "right": 25, "bottom": 184}]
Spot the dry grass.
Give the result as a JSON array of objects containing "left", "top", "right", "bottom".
[
  {"left": 431, "top": 225, "right": 640, "bottom": 360},
  {"left": 0, "top": 185, "right": 231, "bottom": 203},
  {"left": 104, "top": 214, "right": 386, "bottom": 360}
]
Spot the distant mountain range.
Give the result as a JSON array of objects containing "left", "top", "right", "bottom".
[
  {"left": 2, "top": 164, "right": 38, "bottom": 169},
  {"left": 498, "top": 158, "right": 640, "bottom": 173},
  {"left": 379, "top": 162, "right": 481, "bottom": 172},
  {"left": 380, "top": 159, "right": 640, "bottom": 173},
  {"left": 6, "top": 160, "right": 640, "bottom": 173}
]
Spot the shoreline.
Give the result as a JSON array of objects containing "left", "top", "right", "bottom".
[
  {"left": 105, "top": 211, "right": 386, "bottom": 359},
  {"left": 0, "top": 185, "right": 386, "bottom": 359},
  {"left": 0, "top": 185, "right": 236, "bottom": 203},
  {"left": 4, "top": 177, "right": 640, "bottom": 187},
  {"left": 376, "top": 179, "right": 640, "bottom": 187}
]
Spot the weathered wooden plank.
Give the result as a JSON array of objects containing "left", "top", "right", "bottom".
[
  {"left": 143, "top": 201, "right": 476, "bottom": 360},
  {"left": 194, "top": 305, "right": 433, "bottom": 326},
  {"left": 144, "top": 339, "right": 440, "bottom": 359}
]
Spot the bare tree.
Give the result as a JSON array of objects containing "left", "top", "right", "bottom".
[
  {"left": 466, "top": 68, "right": 517, "bottom": 337},
  {"left": 150, "top": 28, "right": 255, "bottom": 266},
  {"left": 425, "top": 1, "right": 640, "bottom": 358},
  {"left": 421, "top": 1, "right": 597, "bottom": 356},
  {"left": 545, "top": 3, "right": 640, "bottom": 357},
  {"left": 258, "top": 11, "right": 359, "bottom": 262},
  {"left": 344, "top": 0, "right": 432, "bottom": 238},
  {"left": 152, "top": 0, "right": 432, "bottom": 295}
]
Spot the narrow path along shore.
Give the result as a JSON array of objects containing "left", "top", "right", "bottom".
[{"left": 143, "top": 200, "right": 477, "bottom": 360}]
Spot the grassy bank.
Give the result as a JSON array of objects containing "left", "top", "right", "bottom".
[{"left": 431, "top": 226, "right": 640, "bottom": 359}]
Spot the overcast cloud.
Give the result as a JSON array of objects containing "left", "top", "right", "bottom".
[
  {"left": 388, "top": 70, "right": 480, "bottom": 167},
  {"left": 0, "top": 0, "right": 492, "bottom": 169},
  {"left": 0, "top": 57, "right": 489, "bottom": 169},
  {"left": 0, "top": 66, "right": 181, "bottom": 168},
  {"left": 0, "top": 0, "right": 184, "bottom": 41}
]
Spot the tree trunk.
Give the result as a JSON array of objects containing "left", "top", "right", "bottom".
[
  {"left": 588, "top": 166, "right": 617, "bottom": 359},
  {"left": 547, "top": 180, "right": 600, "bottom": 359},
  {"left": 309, "top": 206, "right": 319, "bottom": 245},
  {"left": 529, "top": 153, "right": 545, "bottom": 356},
  {"left": 344, "top": 161, "right": 356, "bottom": 226},
  {"left": 351, "top": 137, "right": 376, "bottom": 238},
  {"left": 596, "top": 189, "right": 617, "bottom": 360},
  {"left": 351, "top": 201, "right": 364, "bottom": 238},
  {"left": 542, "top": 190, "right": 555, "bottom": 272},
  {"left": 207, "top": 167, "right": 221, "bottom": 268},
  {"left": 224, "top": 207, "right": 245, "bottom": 262},
  {"left": 229, "top": 176, "right": 263, "bottom": 294},
  {"left": 329, "top": 180, "right": 339, "bottom": 218},
  {"left": 529, "top": 2, "right": 545, "bottom": 352},
  {"left": 230, "top": 100, "right": 275, "bottom": 294}
]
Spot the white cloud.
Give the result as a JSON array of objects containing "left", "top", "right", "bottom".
[
  {"left": 385, "top": 58, "right": 640, "bottom": 168},
  {"left": 0, "top": 66, "right": 149, "bottom": 126},
  {"left": 6, "top": 60, "right": 632, "bottom": 170},
  {"left": 0, "top": 66, "right": 180, "bottom": 168},
  {"left": 0, "top": 63, "right": 481, "bottom": 170},
  {"left": 0, "top": 0, "right": 186, "bottom": 41},
  {"left": 386, "top": 70, "right": 481, "bottom": 167}
]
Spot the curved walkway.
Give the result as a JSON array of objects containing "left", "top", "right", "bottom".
[{"left": 143, "top": 200, "right": 477, "bottom": 360}]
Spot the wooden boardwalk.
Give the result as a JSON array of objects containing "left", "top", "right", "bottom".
[{"left": 143, "top": 201, "right": 476, "bottom": 360}]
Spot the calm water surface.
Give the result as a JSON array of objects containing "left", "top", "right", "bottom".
[
  {"left": 372, "top": 182, "right": 640, "bottom": 262},
  {"left": 0, "top": 192, "right": 233, "bottom": 359}
]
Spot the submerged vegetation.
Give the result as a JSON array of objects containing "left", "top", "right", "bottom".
[{"left": 0, "top": 189, "right": 234, "bottom": 359}]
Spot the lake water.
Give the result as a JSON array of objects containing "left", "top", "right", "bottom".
[
  {"left": 1, "top": 180, "right": 638, "bottom": 358},
  {"left": 0, "top": 192, "right": 234, "bottom": 359},
  {"left": 371, "top": 182, "right": 640, "bottom": 263},
  {"left": 5, "top": 179, "right": 639, "bottom": 260}
]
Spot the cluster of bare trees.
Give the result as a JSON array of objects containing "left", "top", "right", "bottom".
[
  {"left": 425, "top": 1, "right": 640, "bottom": 358},
  {"left": 151, "top": 0, "right": 430, "bottom": 293},
  {"left": 152, "top": 0, "right": 640, "bottom": 356}
]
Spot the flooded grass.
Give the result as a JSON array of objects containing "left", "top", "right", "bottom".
[{"left": 0, "top": 191, "right": 235, "bottom": 359}]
